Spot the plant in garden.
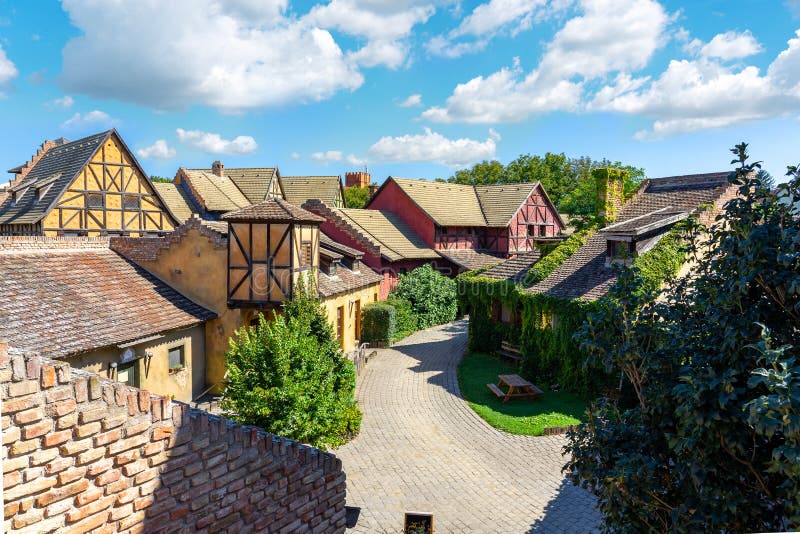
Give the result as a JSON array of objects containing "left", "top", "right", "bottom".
[
  {"left": 391, "top": 264, "right": 458, "bottom": 329},
  {"left": 565, "top": 144, "right": 800, "bottom": 532},
  {"left": 222, "top": 277, "right": 361, "bottom": 450},
  {"left": 385, "top": 295, "right": 418, "bottom": 339}
]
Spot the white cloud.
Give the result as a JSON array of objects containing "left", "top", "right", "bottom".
[
  {"left": 594, "top": 30, "right": 800, "bottom": 138},
  {"left": 176, "top": 128, "right": 258, "bottom": 155},
  {"left": 311, "top": 150, "right": 344, "bottom": 162},
  {"left": 347, "top": 154, "right": 367, "bottom": 165},
  {"left": 59, "top": 0, "right": 364, "bottom": 111},
  {"left": 61, "top": 110, "right": 116, "bottom": 129},
  {"left": 45, "top": 95, "right": 74, "bottom": 109},
  {"left": 699, "top": 30, "right": 763, "bottom": 60},
  {"left": 423, "top": 0, "right": 669, "bottom": 123},
  {"left": 398, "top": 93, "right": 423, "bottom": 107},
  {"left": 369, "top": 127, "right": 499, "bottom": 168},
  {"left": 0, "top": 44, "right": 18, "bottom": 93},
  {"left": 290, "top": 152, "right": 302, "bottom": 160},
  {"left": 136, "top": 140, "right": 176, "bottom": 159}
]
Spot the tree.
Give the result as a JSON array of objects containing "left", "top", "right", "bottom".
[
  {"left": 565, "top": 144, "right": 800, "bottom": 531},
  {"left": 344, "top": 186, "right": 372, "bottom": 209},
  {"left": 756, "top": 168, "right": 775, "bottom": 190},
  {"left": 391, "top": 264, "right": 458, "bottom": 329},
  {"left": 150, "top": 175, "right": 172, "bottom": 183},
  {"left": 222, "top": 277, "right": 361, "bottom": 449}
]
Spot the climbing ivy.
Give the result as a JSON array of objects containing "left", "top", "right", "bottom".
[{"left": 524, "top": 227, "right": 595, "bottom": 285}]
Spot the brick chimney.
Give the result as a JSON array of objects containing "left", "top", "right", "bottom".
[
  {"left": 211, "top": 160, "right": 224, "bottom": 177},
  {"left": 345, "top": 171, "right": 370, "bottom": 189},
  {"left": 594, "top": 167, "right": 627, "bottom": 225}
]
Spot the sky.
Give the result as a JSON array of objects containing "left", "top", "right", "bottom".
[{"left": 0, "top": 0, "right": 798, "bottom": 187}]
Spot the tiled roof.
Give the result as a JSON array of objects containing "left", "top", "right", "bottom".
[
  {"left": 475, "top": 183, "right": 539, "bottom": 226},
  {"left": 318, "top": 262, "right": 383, "bottom": 298},
  {"left": 281, "top": 176, "right": 343, "bottom": 207},
  {"left": 528, "top": 172, "right": 734, "bottom": 301},
  {"left": 0, "top": 243, "right": 216, "bottom": 358},
  {"left": 482, "top": 251, "right": 542, "bottom": 283},
  {"left": 152, "top": 182, "right": 197, "bottom": 224},
  {"left": 222, "top": 198, "right": 325, "bottom": 223},
  {"left": 225, "top": 168, "right": 277, "bottom": 204},
  {"left": 386, "top": 178, "right": 486, "bottom": 227},
  {"left": 320, "top": 232, "right": 363, "bottom": 258},
  {"left": 599, "top": 208, "right": 689, "bottom": 236},
  {"left": 180, "top": 169, "right": 250, "bottom": 212},
  {"left": 437, "top": 249, "right": 503, "bottom": 271},
  {"left": 337, "top": 208, "right": 440, "bottom": 262},
  {"left": 0, "top": 131, "right": 111, "bottom": 225}
]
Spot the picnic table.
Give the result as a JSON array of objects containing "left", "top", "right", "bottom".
[{"left": 487, "top": 374, "right": 543, "bottom": 402}]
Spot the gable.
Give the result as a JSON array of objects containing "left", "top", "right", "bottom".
[{"left": 281, "top": 176, "right": 344, "bottom": 208}]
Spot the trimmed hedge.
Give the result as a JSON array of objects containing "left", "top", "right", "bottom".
[
  {"left": 361, "top": 303, "right": 396, "bottom": 344},
  {"left": 385, "top": 296, "right": 418, "bottom": 339}
]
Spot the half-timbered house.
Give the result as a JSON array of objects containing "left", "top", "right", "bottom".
[{"left": 0, "top": 130, "right": 176, "bottom": 236}]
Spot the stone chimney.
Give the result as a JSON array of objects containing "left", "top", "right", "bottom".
[
  {"left": 345, "top": 171, "right": 370, "bottom": 189},
  {"left": 594, "top": 167, "right": 627, "bottom": 225},
  {"left": 211, "top": 160, "right": 224, "bottom": 177}
]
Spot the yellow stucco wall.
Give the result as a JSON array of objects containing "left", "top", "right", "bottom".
[
  {"left": 322, "top": 282, "right": 381, "bottom": 353},
  {"left": 41, "top": 134, "right": 174, "bottom": 236},
  {"left": 64, "top": 325, "right": 205, "bottom": 403}
]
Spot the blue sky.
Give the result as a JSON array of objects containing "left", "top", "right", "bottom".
[{"left": 0, "top": 0, "right": 798, "bottom": 186}]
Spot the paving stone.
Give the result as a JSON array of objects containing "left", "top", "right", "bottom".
[{"left": 336, "top": 319, "right": 601, "bottom": 533}]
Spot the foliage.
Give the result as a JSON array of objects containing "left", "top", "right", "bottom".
[
  {"left": 524, "top": 228, "right": 595, "bottom": 285},
  {"left": 222, "top": 278, "right": 361, "bottom": 450},
  {"left": 392, "top": 264, "right": 458, "bottom": 329},
  {"left": 755, "top": 168, "right": 775, "bottom": 190},
  {"left": 150, "top": 175, "right": 172, "bottom": 183},
  {"left": 448, "top": 153, "right": 644, "bottom": 211},
  {"left": 344, "top": 186, "right": 371, "bottom": 209},
  {"left": 458, "top": 352, "right": 585, "bottom": 435},
  {"left": 361, "top": 302, "right": 396, "bottom": 344},
  {"left": 565, "top": 144, "right": 800, "bottom": 532},
  {"left": 385, "top": 295, "right": 418, "bottom": 340}
]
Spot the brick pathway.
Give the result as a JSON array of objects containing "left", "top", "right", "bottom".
[{"left": 335, "top": 320, "right": 601, "bottom": 533}]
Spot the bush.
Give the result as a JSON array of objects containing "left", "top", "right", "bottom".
[
  {"left": 222, "top": 279, "right": 361, "bottom": 450},
  {"left": 386, "top": 296, "right": 418, "bottom": 339},
  {"left": 524, "top": 227, "right": 594, "bottom": 285},
  {"left": 391, "top": 264, "right": 458, "bottom": 329},
  {"left": 361, "top": 303, "right": 396, "bottom": 344}
]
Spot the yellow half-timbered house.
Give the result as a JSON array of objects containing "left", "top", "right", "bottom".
[{"left": 0, "top": 130, "right": 176, "bottom": 236}]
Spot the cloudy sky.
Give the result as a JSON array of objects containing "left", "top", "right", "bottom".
[{"left": 0, "top": 0, "right": 798, "bottom": 184}]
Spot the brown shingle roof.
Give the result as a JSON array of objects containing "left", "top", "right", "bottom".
[
  {"left": 225, "top": 168, "right": 277, "bottom": 204},
  {"left": 320, "top": 232, "right": 364, "bottom": 258},
  {"left": 152, "top": 182, "right": 197, "bottom": 224},
  {"left": 281, "top": 176, "right": 344, "bottom": 207},
  {"left": 222, "top": 197, "right": 325, "bottom": 223},
  {"left": 337, "top": 208, "right": 440, "bottom": 262},
  {"left": 482, "top": 251, "right": 542, "bottom": 283},
  {"left": 528, "top": 172, "right": 734, "bottom": 301},
  {"left": 318, "top": 263, "right": 383, "bottom": 298},
  {"left": 0, "top": 131, "right": 112, "bottom": 225},
  {"left": 437, "top": 249, "right": 503, "bottom": 271},
  {"left": 0, "top": 243, "right": 216, "bottom": 358},
  {"left": 180, "top": 169, "right": 250, "bottom": 212}
]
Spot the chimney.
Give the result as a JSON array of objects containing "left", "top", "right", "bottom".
[
  {"left": 594, "top": 167, "right": 627, "bottom": 225},
  {"left": 211, "top": 160, "right": 224, "bottom": 177},
  {"left": 345, "top": 171, "right": 370, "bottom": 189}
]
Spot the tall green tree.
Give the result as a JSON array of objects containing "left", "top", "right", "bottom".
[
  {"left": 565, "top": 144, "right": 800, "bottom": 532},
  {"left": 344, "top": 186, "right": 372, "bottom": 209},
  {"left": 391, "top": 264, "right": 458, "bottom": 329},
  {"left": 222, "top": 277, "right": 361, "bottom": 449}
]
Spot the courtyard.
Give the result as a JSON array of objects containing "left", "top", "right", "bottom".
[{"left": 336, "top": 319, "right": 600, "bottom": 533}]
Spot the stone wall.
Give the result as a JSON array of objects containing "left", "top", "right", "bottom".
[{"left": 1, "top": 343, "right": 347, "bottom": 533}]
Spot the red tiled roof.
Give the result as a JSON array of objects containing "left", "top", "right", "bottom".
[{"left": 0, "top": 244, "right": 216, "bottom": 358}]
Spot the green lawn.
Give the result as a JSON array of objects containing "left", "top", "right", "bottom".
[{"left": 457, "top": 352, "right": 586, "bottom": 436}]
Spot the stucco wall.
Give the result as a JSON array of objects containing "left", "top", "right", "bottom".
[{"left": 322, "top": 283, "right": 381, "bottom": 353}]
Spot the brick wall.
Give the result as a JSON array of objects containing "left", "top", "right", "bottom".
[
  {"left": 0, "top": 236, "right": 110, "bottom": 251},
  {"left": 1, "top": 343, "right": 347, "bottom": 533}
]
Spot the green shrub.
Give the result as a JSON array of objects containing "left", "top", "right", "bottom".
[
  {"left": 524, "top": 227, "right": 595, "bottom": 285},
  {"left": 385, "top": 296, "right": 417, "bottom": 339},
  {"left": 392, "top": 264, "right": 458, "bottom": 329},
  {"left": 361, "top": 303, "right": 396, "bottom": 344},
  {"left": 222, "top": 280, "right": 360, "bottom": 450}
]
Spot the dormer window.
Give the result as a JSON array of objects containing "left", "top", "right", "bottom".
[
  {"left": 352, "top": 259, "right": 360, "bottom": 272},
  {"left": 328, "top": 262, "right": 337, "bottom": 276}
]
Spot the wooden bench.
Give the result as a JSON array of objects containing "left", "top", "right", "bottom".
[
  {"left": 487, "top": 383, "right": 506, "bottom": 399},
  {"left": 496, "top": 341, "right": 522, "bottom": 363}
]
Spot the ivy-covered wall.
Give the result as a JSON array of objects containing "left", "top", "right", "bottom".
[{"left": 458, "top": 222, "right": 692, "bottom": 397}]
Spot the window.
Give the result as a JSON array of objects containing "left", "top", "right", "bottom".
[
  {"left": 168, "top": 345, "right": 185, "bottom": 372},
  {"left": 336, "top": 306, "right": 345, "bottom": 348},
  {"left": 123, "top": 195, "right": 140, "bottom": 210},
  {"left": 551, "top": 313, "right": 559, "bottom": 331},
  {"left": 374, "top": 293, "right": 378, "bottom": 302},
  {"left": 328, "top": 262, "right": 336, "bottom": 275},
  {"left": 352, "top": 259, "right": 360, "bottom": 272},
  {"left": 87, "top": 193, "right": 104, "bottom": 209},
  {"left": 116, "top": 361, "right": 138, "bottom": 387},
  {"left": 354, "top": 300, "right": 362, "bottom": 341},
  {"left": 528, "top": 224, "right": 539, "bottom": 238},
  {"left": 301, "top": 241, "right": 312, "bottom": 266}
]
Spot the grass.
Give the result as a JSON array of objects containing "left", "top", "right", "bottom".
[{"left": 457, "top": 351, "right": 586, "bottom": 436}]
